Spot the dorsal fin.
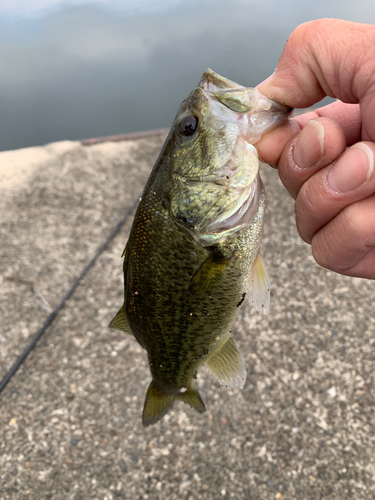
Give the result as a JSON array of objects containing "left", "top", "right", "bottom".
[
  {"left": 108, "top": 306, "right": 133, "bottom": 335},
  {"left": 121, "top": 241, "right": 129, "bottom": 274},
  {"left": 204, "top": 334, "right": 246, "bottom": 389}
]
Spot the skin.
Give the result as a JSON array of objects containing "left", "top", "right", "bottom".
[{"left": 256, "top": 18, "right": 375, "bottom": 279}]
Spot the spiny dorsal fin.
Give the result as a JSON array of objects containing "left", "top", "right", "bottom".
[
  {"left": 248, "top": 252, "right": 270, "bottom": 314},
  {"left": 108, "top": 306, "right": 133, "bottom": 335},
  {"left": 205, "top": 334, "right": 246, "bottom": 389},
  {"left": 142, "top": 382, "right": 206, "bottom": 427},
  {"left": 121, "top": 241, "right": 128, "bottom": 259}
]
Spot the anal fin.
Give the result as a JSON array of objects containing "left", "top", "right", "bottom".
[
  {"left": 108, "top": 306, "right": 133, "bottom": 335},
  {"left": 205, "top": 334, "right": 246, "bottom": 389}
]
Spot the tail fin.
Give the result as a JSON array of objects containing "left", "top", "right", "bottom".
[{"left": 142, "top": 381, "right": 206, "bottom": 427}]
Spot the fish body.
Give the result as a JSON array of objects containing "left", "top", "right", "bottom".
[{"left": 110, "top": 69, "right": 291, "bottom": 425}]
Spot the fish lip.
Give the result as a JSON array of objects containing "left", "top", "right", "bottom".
[
  {"left": 255, "top": 94, "right": 293, "bottom": 114},
  {"left": 198, "top": 68, "right": 243, "bottom": 92},
  {"left": 196, "top": 87, "right": 292, "bottom": 143},
  {"left": 199, "top": 84, "right": 292, "bottom": 116}
]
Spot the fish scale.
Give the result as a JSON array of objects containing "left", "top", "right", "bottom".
[{"left": 109, "top": 69, "right": 292, "bottom": 425}]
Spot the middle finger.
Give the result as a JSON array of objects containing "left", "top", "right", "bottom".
[
  {"left": 278, "top": 117, "right": 347, "bottom": 199},
  {"left": 295, "top": 141, "right": 375, "bottom": 243}
]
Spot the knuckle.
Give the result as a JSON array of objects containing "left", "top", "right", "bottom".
[
  {"left": 311, "top": 196, "right": 375, "bottom": 274},
  {"left": 311, "top": 237, "right": 331, "bottom": 270},
  {"left": 346, "top": 201, "right": 375, "bottom": 247}
]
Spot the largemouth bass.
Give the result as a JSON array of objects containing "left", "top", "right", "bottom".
[{"left": 110, "top": 69, "right": 291, "bottom": 426}]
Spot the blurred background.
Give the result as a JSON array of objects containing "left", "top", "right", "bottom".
[{"left": 1, "top": 0, "right": 375, "bottom": 152}]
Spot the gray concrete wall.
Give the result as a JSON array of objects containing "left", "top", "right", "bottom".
[{"left": 1, "top": 134, "right": 374, "bottom": 499}]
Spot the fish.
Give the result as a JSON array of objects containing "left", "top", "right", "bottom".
[{"left": 109, "top": 69, "right": 291, "bottom": 426}]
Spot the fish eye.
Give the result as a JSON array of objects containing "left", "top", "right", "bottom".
[{"left": 179, "top": 114, "right": 199, "bottom": 137}]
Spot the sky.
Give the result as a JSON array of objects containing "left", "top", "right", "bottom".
[
  {"left": 0, "top": 0, "right": 374, "bottom": 150},
  {"left": 0, "top": 0, "right": 181, "bottom": 17}
]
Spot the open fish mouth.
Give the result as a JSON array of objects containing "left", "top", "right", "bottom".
[{"left": 198, "top": 68, "right": 292, "bottom": 145}]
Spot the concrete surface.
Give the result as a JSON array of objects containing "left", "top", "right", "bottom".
[{"left": 1, "top": 132, "right": 375, "bottom": 500}]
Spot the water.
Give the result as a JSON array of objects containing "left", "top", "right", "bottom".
[{"left": 1, "top": 0, "right": 375, "bottom": 151}]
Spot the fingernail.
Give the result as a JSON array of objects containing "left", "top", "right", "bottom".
[
  {"left": 293, "top": 120, "right": 325, "bottom": 168},
  {"left": 328, "top": 143, "right": 374, "bottom": 193}
]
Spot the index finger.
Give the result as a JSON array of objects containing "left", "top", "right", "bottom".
[{"left": 257, "top": 100, "right": 361, "bottom": 168}]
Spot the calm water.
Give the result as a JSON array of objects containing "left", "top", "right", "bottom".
[{"left": 1, "top": 0, "right": 375, "bottom": 151}]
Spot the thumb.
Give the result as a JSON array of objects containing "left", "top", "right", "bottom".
[{"left": 258, "top": 19, "right": 375, "bottom": 141}]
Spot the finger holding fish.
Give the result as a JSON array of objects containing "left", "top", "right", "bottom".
[
  {"left": 294, "top": 141, "right": 375, "bottom": 244},
  {"left": 256, "top": 19, "right": 375, "bottom": 278},
  {"left": 257, "top": 111, "right": 351, "bottom": 198}
]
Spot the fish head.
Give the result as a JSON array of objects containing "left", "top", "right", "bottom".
[{"left": 167, "top": 68, "right": 292, "bottom": 245}]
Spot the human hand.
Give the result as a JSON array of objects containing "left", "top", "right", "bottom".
[{"left": 256, "top": 18, "right": 375, "bottom": 279}]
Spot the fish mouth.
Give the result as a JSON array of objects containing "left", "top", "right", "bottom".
[
  {"left": 198, "top": 68, "right": 292, "bottom": 144},
  {"left": 198, "top": 68, "right": 241, "bottom": 93},
  {"left": 202, "top": 90, "right": 291, "bottom": 145}
]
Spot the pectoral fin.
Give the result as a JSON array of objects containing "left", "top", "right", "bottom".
[
  {"left": 189, "top": 247, "right": 231, "bottom": 296},
  {"left": 248, "top": 253, "right": 270, "bottom": 314},
  {"left": 108, "top": 306, "right": 133, "bottom": 335},
  {"left": 205, "top": 334, "right": 246, "bottom": 389}
]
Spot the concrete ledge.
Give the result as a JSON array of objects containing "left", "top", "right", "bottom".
[{"left": 1, "top": 134, "right": 374, "bottom": 499}]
